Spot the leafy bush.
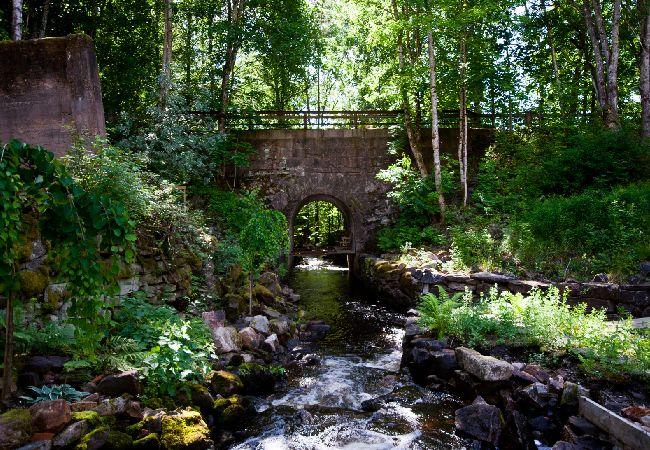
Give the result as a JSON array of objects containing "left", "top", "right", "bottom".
[
  {"left": 114, "top": 91, "right": 254, "bottom": 184},
  {"left": 417, "top": 287, "right": 650, "bottom": 381},
  {"left": 65, "top": 140, "right": 213, "bottom": 260},
  {"left": 109, "top": 294, "right": 214, "bottom": 397}
]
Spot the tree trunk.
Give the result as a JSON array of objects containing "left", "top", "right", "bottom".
[
  {"left": 2, "top": 291, "right": 15, "bottom": 401},
  {"left": 38, "top": 0, "right": 50, "bottom": 38},
  {"left": 219, "top": 0, "right": 247, "bottom": 133},
  {"left": 391, "top": 0, "right": 428, "bottom": 178},
  {"left": 458, "top": 31, "right": 469, "bottom": 207},
  {"left": 573, "top": 0, "right": 621, "bottom": 128},
  {"left": 161, "top": 0, "right": 173, "bottom": 105},
  {"left": 640, "top": 0, "right": 650, "bottom": 137},
  {"left": 11, "top": 0, "right": 22, "bottom": 40},
  {"left": 427, "top": 30, "right": 445, "bottom": 219}
]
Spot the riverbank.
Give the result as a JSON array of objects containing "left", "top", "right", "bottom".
[
  {"left": 356, "top": 254, "right": 650, "bottom": 317},
  {"left": 401, "top": 308, "right": 650, "bottom": 449}
]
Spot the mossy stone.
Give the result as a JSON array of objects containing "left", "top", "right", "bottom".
[
  {"left": 207, "top": 370, "right": 243, "bottom": 397},
  {"left": 133, "top": 433, "right": 161, "bottom": 450},
  {"left": 105, "top": 431, "right": 133, "bottom": 450},
  {"left": 253, "top": 284, "right": 275, "bottom": 304},
  {"left": 71, "top": 411, "right": 103, "bottom": 428},
  {"left": 18, "top": 267, "right": 49, "bottom": 297},
  {"left": 160, "top": 410, "right": 212, "bottom": 450},
  {"left": 0, "top": 408, "right": 32, "bottom": 450},
  {"left": 218, "top": 404, "right": 246, "bottom": 429},
  {"left": 75, "top": 426, "right": 110, "bottom": 450}
]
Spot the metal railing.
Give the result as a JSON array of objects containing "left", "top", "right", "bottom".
[{"left": 187, "top": 109, "right": 612, "bottom": 130}]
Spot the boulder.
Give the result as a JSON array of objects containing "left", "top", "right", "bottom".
[
  {"left": 269, "top": 319, "right": 290, "bottom": 336},
  {"left": 52, "top": 420, "right": 89, "bottom": 448},
  {"left": 201, "top": 311, "right": 226, "bottom": 330},
  {"left": 0, "top": 409, "right": 32, "bottom": 450},
  {"left": 75, "top": 426, "right": 110, "bottom": 450},
  {"left": 160, "top": 410, "right": 213, "bottom": 450},
  {"left": 455, "top": 347, "right": 513, "bottom": 381},
  {"left": 519, "top": 382, "right": 552, "bottom": 409},
  {"left": 258, "top": 272, "right": 282, "bottom": 296},
  {"left": 261, "top": 334, "right": 281, "bottom": 353},
  {"left": 454, "top": 397, "right": 504, "bottom": 445},
  {"left": 522, "top": 364, "right": 550, "bottom": 383},
  {"left": 29, "top": 400, "right": 71, "bottom": 433},
  {"left": 249, "top": 315, "right": 270, "bottom": 335},
  {"left": 238, "top": 327, "right": 262, "bottom": 350},
  {"left": 212, "top": 327, "right": 242, "bottom": 354},
  {"left": 96, "top": 370, "right": 141, "bottom": 396},
  {"left": 236, "top": 364, "right": 276, "bottom": 395},
  {"left": 213, "top": 395, "right": 253, "bottom": 430},
  {"left": 132, "top": 433, "right": 161, "bottom": 450},
  {"left": 69, "top": 402, "right": 97, "bottom": 413},
  {"left": 207, "top": 371, "right": 243, "bottom": 397},
  {"left": 94, "top": 396, "right": 130, "bottom": 416}
]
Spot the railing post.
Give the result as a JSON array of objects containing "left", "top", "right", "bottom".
[{"left": 304, "top": 111, "right": 308, "bottom": 130}]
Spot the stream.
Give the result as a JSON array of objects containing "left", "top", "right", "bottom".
[{"left": 231, "top": 258, "right": 468, "bottom": 450}]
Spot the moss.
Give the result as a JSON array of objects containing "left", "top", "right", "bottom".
[
  {"left": 159, "top": 410, "right": 212, "bottom": 450},
  {"left": 43, "top": 283, "right": 68, "bottom": 313},
  {"left": 0, "top": 408, "right": 32, "bottom": 447},
  {"left": 142, "top": 397, "right": 164, "bottom": 410},
  {"left": 133, "top": 433, "right": 161, "bottom": 450},
  {"left": 253, "top": 284, "right": 275, "bottom": 302},
  {"left": 18, "top": 267, "right": 49, "bottom": 297},
  {"left": 71, "top": 411, "right": 104, "bottom": 428},
  {"left": 219, "top": 404, "right": 245, "bottom": 429},
  {"left": 212, "top": 398, "right": 231, "bottom": 411},
  {"left": 76, "top": 426, "right": 110, "bottom": 450},
  {"left": 207, "top": 370, "right": 243, "bottom": 397},
  {"left": 105, "top": 431, "right": 133, "bottom": 450}
]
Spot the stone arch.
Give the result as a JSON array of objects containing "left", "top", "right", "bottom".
[{"left": 288, "top": 194, "right": 355, "bottom": 255}]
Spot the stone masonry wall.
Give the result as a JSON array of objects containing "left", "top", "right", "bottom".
[
  {"left": 239, "top": 128, "right": 493, "bottom": 254},
  {"left": 0, "top": 35, "right": 106, "bottom": 157},
  {"left": 357, "top": 254, "right": 650, "bottom": 317}
]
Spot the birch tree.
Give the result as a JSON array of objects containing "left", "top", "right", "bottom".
[
  {"left": 570, "top": 0, "right": 622, "bottom": 129},
  {"left": 640, "top": 0, "right": 650, "bottom": 137},
  {"left": 11, "top": 0, "right": 22, "bottom": 40},
  {"left": 427, "top": 29, "right": 445, "bottom": 217}
]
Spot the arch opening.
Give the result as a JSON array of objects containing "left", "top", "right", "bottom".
[{"left": 290, "top": 195, "right": 353, "bottom": 256}]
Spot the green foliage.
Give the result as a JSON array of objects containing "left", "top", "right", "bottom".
[
  {"left": 201, "top": 188, "right": 288, "bottom": 276},
  {"left": 376, "top": 154, "right": 448, "bottom": 251},
  {"left": 417, "top": 287, "right": 650, "bottom": 381},
  {"left": 115, "top": 92, "right": 254, "bottom": 185},
  {"left": 417, "top": 286, "right": 462, "bottom": 339},
  {"left": 239, "top": 208, "right": 289, "bottom": 276},
  {"left": 19, "top": 384, "right": 89, "bottom": 404},
  {"left": 0, "top": 140, "right": 134, "bottom": 356},
  {"left": 110, "top": 294, "right": 214, "bottom": 397},
  {"left": 142, "top": 321, "right": 213, "bottom": 397},
  {"left": 294, "top": 201, "right": 346, "bottom": 249},
  {"left": 65, "top": 139, "right": 213, "bottom": 261}
]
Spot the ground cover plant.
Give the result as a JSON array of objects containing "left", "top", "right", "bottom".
[{"left": 418, "top": 286, "right": 650, "bottom": 383}]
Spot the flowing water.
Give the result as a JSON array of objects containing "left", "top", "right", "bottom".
[{"left": 230, "top": 258, "right": 468, "bottom": 450}]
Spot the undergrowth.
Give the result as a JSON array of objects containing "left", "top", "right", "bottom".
[{"left": 417, "top": 286, "right": 650, "bottom": 383}]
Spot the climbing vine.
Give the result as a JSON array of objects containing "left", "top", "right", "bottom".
[{"left": 0, "top": 140, "right": 135, "bottom": 399}]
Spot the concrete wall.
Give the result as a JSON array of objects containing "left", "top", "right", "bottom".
[
  {"left": 0, "top": 34, "right": 106, "bottom": 157},
  {"left": 239, "top": 127, "right": 494, "bottom": 254}
]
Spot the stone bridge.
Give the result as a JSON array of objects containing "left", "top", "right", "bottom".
[{"left": 238, "top": 128, "right": 493, "bottom": 261}]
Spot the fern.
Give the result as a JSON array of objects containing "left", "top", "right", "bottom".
[
  {"left": 417, "top": 286, "right": 462, "bottom": 339},
  {"left": 94, "top": 336, "right": 147, "bottom": 373}
]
